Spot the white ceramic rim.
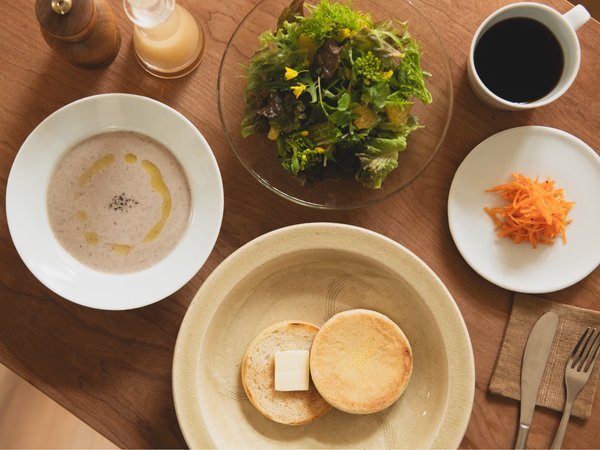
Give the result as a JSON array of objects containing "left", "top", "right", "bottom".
[
  {"left": 173, "top": 222, "right": 475, "bottom": 449},
  {"left": 448, "top": 126, "right": 600, "bottom": 293},
  {"left": 468, "top": 2, "right": 581, "bottom": 110},
  {"left": 5, "top": 93, "right": 224, "bottom": 310}
]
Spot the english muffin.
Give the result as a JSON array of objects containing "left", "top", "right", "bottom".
[
  {"left": 309, "top": 309, "right": 413, "bottom": 414},
  {"left": 241, "top": 320, "right": 332, "bottom": 425}
]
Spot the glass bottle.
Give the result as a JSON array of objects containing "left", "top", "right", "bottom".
[{"left": 123, "top": 0, "right": 204, "bottom": 78}]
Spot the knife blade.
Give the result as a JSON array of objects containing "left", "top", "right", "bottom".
[{"left": 514, "top": 311, "right": 559, "bottom": 449}]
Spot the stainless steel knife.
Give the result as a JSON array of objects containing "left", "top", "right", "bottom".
[{"left": 514, "top": 311, "right": 559, "bottom": 449}]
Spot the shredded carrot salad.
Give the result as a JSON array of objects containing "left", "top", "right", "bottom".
[{"left": 484, "top": 173, "right": 574, "bottom": 248}]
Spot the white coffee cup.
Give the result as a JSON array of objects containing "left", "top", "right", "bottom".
[{"left": 467, "top": 3, "right": 590, "bottom": 110}]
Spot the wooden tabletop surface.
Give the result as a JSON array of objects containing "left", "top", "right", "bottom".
[{"left": 1, "top": 0, "right": 599, "bottom": 448}]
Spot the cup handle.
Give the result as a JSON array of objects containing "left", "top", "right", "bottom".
[{"left": 563, "top": 4, "right": 591, "bottom": 31}]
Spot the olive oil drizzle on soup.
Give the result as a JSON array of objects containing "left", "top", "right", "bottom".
[{"left": 47, "top": 130, "right": 191, "bottom": 273}]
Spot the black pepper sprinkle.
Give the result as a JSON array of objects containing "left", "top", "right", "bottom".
[{"left": 108, "top": 192, "right": 139, "bottom": 212}]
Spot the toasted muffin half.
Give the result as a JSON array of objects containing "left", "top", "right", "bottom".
[
  {"left": 309, "top": 309, "right": 413, "bottom": 414},
  {"left": 241, "top": 320, "right": 332, "bottom": 425}
]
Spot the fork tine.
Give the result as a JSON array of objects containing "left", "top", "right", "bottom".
[
  {"left": 583, "top": 329, "right": 600, "bottom": 373},
  {"left": 575, "top": 328, "right": 596, "bottom": 371},
  {"left": 571, "top": 328, "right": 591, "bottom": 369},
  {"left": 550, "top": 328, "right": 599, "bottom": 449}
]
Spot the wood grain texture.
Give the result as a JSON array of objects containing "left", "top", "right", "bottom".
[
  {"left": 0, "top": 363, "right": 118, "bottom": 449},
  {"left": 0, "top": 0, "right": 598, "bottom": 448}
]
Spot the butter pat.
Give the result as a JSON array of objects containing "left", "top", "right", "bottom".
[{"left": 274, "top": 350, "right": 310, "bottom": 391}]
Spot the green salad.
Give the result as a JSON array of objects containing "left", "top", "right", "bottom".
[{"left": 241, "top": 0, "right": 432, "bottom": 189}]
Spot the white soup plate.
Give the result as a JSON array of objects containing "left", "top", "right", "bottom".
[{"left": 6, "top": 93, "right": 223, "bottom": 310}]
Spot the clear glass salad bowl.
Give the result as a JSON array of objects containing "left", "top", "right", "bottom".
[{"left": 218, "top": 0, "right": 452, "bottom": 209}]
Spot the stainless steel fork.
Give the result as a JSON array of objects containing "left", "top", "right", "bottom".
[{"left": 551, "top": 327, "right": 600, "bottom": 449}]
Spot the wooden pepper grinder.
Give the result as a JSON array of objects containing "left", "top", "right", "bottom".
[{"left": 35, "top": 0, "right": 121, "bottom": 68}]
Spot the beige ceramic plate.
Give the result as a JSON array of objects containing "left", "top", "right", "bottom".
[{"left": 173, "top": 223, "right": 474, "bottom": 448}]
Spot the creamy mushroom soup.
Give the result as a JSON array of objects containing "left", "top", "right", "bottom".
[{"left": 47, "top": 130, "right": 191, "bottom": 273}]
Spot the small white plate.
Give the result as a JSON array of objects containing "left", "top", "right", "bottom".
[
  {"left": 448, "top": 126, "right": 600, "bottom": 293},
  {"left": 6, "top": 94, "right": 223, "bottom": 310}
]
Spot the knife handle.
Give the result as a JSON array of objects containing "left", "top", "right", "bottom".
[{"left": 515, "top": 424, "right": 530, "bottom": 449}]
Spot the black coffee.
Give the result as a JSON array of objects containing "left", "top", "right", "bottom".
[{"left": 474, "top": 17, "right": 564, "bottom": 103}]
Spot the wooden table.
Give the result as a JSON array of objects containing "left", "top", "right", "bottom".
[{"left": 1, "top": 0, "right": 598, "bottom": 448}]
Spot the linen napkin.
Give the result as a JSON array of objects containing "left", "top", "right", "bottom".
[{"left": 489, "top": 293, "right": 600, "bottom": 419}]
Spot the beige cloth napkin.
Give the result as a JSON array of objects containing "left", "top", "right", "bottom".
[{"left": 489, "top": 293, "right": 600, "bottom": 419}]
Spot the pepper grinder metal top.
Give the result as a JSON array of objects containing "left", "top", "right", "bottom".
[
  {"left": 35, "top": 0, "right": 121, "bottom": 68},
  {"left": 51, "top": 0, "right": 73, "bottom": 15}
]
